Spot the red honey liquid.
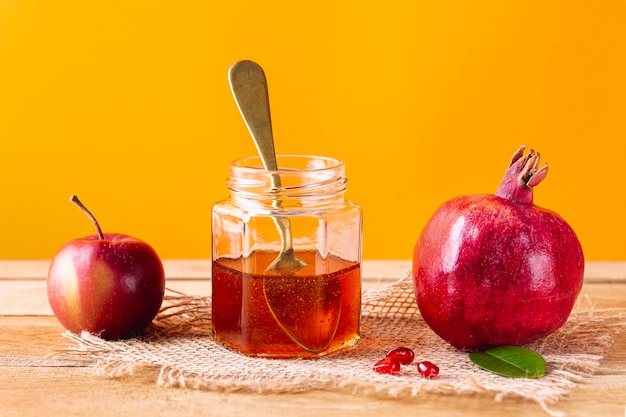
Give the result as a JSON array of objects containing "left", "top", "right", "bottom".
[{"left": 212, "top": 251, "right": 361, "bottom": 358}]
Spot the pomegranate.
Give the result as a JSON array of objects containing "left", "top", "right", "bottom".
[
  {"left": 416, "top": 361, "right": 439, "bottom": 379},
  {"left": 373, "top": 357, "right": 401, "bottom": 375},
  {"left": 386, "top": 346, "right": 415, "bottom": 365},
  {"left": 412, "top": 146, "right": 584, "bottom": 351}
]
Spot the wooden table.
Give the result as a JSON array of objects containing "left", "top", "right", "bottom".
[{"left": 1, "top": 260, "right": 625, "bottom": 417}]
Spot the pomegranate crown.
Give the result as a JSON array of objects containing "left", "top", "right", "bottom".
[{"left": 495, "top": 145, "right": 548, "bottom": 204}]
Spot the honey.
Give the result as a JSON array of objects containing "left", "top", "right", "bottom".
[{"left": 212, "top": 251, "right": 360, "bottom": 358}]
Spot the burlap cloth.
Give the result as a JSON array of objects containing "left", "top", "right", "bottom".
[{"left": 52, "top": 274, "right": 625, "bottom": 417}]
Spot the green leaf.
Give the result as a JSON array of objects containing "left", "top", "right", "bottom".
[{"left": 469, "top": 346, "right": 546, "bottom": 378}]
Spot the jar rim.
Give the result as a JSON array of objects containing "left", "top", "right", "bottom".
[{"left": 231, "top": 154, "right": 344, "bottom": 173}]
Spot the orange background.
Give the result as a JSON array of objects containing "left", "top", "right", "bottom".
[{"left": 0, "top": 1, "right": 624, "bottom": 260}]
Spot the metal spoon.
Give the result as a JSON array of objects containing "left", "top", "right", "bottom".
[{"left": 228, "top": 60, "right": 307, "bottom": 275}]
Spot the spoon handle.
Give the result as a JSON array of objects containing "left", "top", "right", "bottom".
[
  {"left": 228, "top": 59, "right": 295, "bottom": 260},
  {"left": 229, "top": 60, "right": 279, "bottom": 177}
]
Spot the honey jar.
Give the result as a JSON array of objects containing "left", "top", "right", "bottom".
[{"left": 211, "top": 155, "right": 362, "bottom": 358}]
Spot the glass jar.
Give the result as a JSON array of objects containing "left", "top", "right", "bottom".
[{"left": 211, "top": 155, "right": 362, "bottom": 358}]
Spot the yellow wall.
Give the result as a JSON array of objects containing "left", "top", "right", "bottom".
[{"left": 0, "top": 1, "right": 624, "bottom": 261}]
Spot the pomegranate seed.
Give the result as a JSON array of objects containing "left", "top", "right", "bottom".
[
  {"left": 386, "top": 346, "right": 415, "bottom": 365},
  {"left": 373, "top": 358, "right": 401, "bottom": 375},
  {"left": 417, "top": 361, "right": 439, "bottom": 379}
]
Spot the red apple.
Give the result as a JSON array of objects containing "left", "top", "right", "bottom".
[{"left": 47, "top": 195, "right": 165, "bottom": 340}]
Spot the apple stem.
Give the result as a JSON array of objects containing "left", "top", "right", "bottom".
[{"left": 70, "top": 195, "right": 104, "bottom": 240}]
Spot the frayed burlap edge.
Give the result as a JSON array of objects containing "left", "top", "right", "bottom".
[{"left": 49, "top": 274, "right": 626, "bottom": 417}]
